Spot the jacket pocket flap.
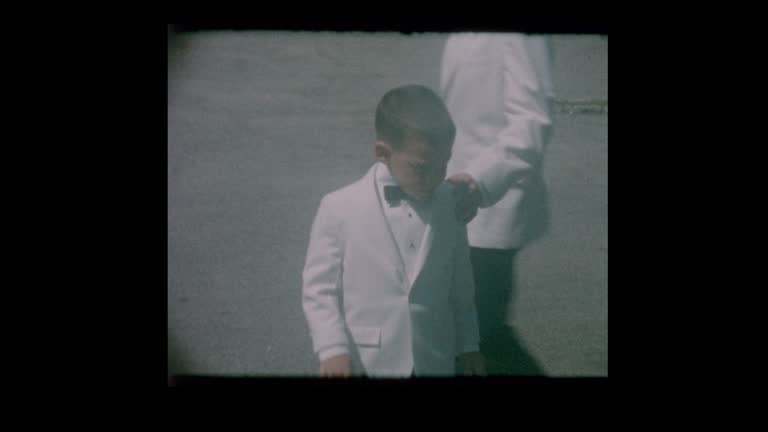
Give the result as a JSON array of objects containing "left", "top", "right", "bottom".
[{"left": 349, "top": 326, "right": 381, "bottom": 347}]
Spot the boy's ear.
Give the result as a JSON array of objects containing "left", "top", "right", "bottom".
[{"left": 374, "top": 140, "right": 392, "bottom": 163}]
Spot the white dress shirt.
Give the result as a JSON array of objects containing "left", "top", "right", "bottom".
[{"left": 374, "top": 162, "right": 432, "bottom": 286}]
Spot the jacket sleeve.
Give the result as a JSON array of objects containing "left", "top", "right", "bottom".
[
  {"left": 463, "top": 36, "right": 555, "bottom": 208},
  {"left": 451, "top": 223, "right": 481, "bottom": 354},
  {"left": 302, "top": 194, "right": 350, "bottom": 359}
]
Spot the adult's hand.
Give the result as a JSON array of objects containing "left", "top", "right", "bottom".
[{"left": 447, "top": 173, "right": 482, "bottom": 224}]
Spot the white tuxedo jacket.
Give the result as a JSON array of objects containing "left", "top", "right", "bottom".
[
  {"left": 441, "top": 33, "right": 556, "bottom": 249},
  {"left": 302, "top": 163, "right": 480, "bottom": 377}
]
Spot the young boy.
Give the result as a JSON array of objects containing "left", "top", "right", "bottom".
[{"left": 302, "top": 84, "right": 485, "bottom": 377}]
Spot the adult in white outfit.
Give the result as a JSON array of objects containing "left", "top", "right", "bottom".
[{"left": 441, "top": 33, "right": 555, "bottom": 374}]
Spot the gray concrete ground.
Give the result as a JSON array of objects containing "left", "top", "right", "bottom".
[{"left": 167, "top": 31, "right": 607, "bottom": 377}]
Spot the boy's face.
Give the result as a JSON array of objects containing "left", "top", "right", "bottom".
[{"left": 376, "top": 136, "right": 452, "bottom": 202}]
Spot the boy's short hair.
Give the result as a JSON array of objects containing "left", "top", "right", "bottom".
[{"left": 375, "top": 84, "right": 456, "bottom": 149}]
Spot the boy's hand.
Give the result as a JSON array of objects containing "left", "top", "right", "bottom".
[
  {"left": 447, "top": 173, "right": 481, "bottom": 224},
  {"left": 319, "top": 354, "right": 352, "bottom": 378},
  {"left": 459, "top": 351, "right": 486, "bottom": 376}
]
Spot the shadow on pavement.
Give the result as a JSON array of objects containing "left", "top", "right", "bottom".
[{"left": 481, "top": 325, "right": 545, "bottom": 375}]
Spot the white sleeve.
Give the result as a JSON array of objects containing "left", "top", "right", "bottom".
[
  {"left": 317, "top": 344, "right": 350, "bottom": 362},
  {"left": 301, "top": 195, "right": 350, "bottom": 359}
]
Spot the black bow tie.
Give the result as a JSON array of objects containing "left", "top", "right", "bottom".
[{"left": 384, "top": 185, "right": 408, "bottom": 204}]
